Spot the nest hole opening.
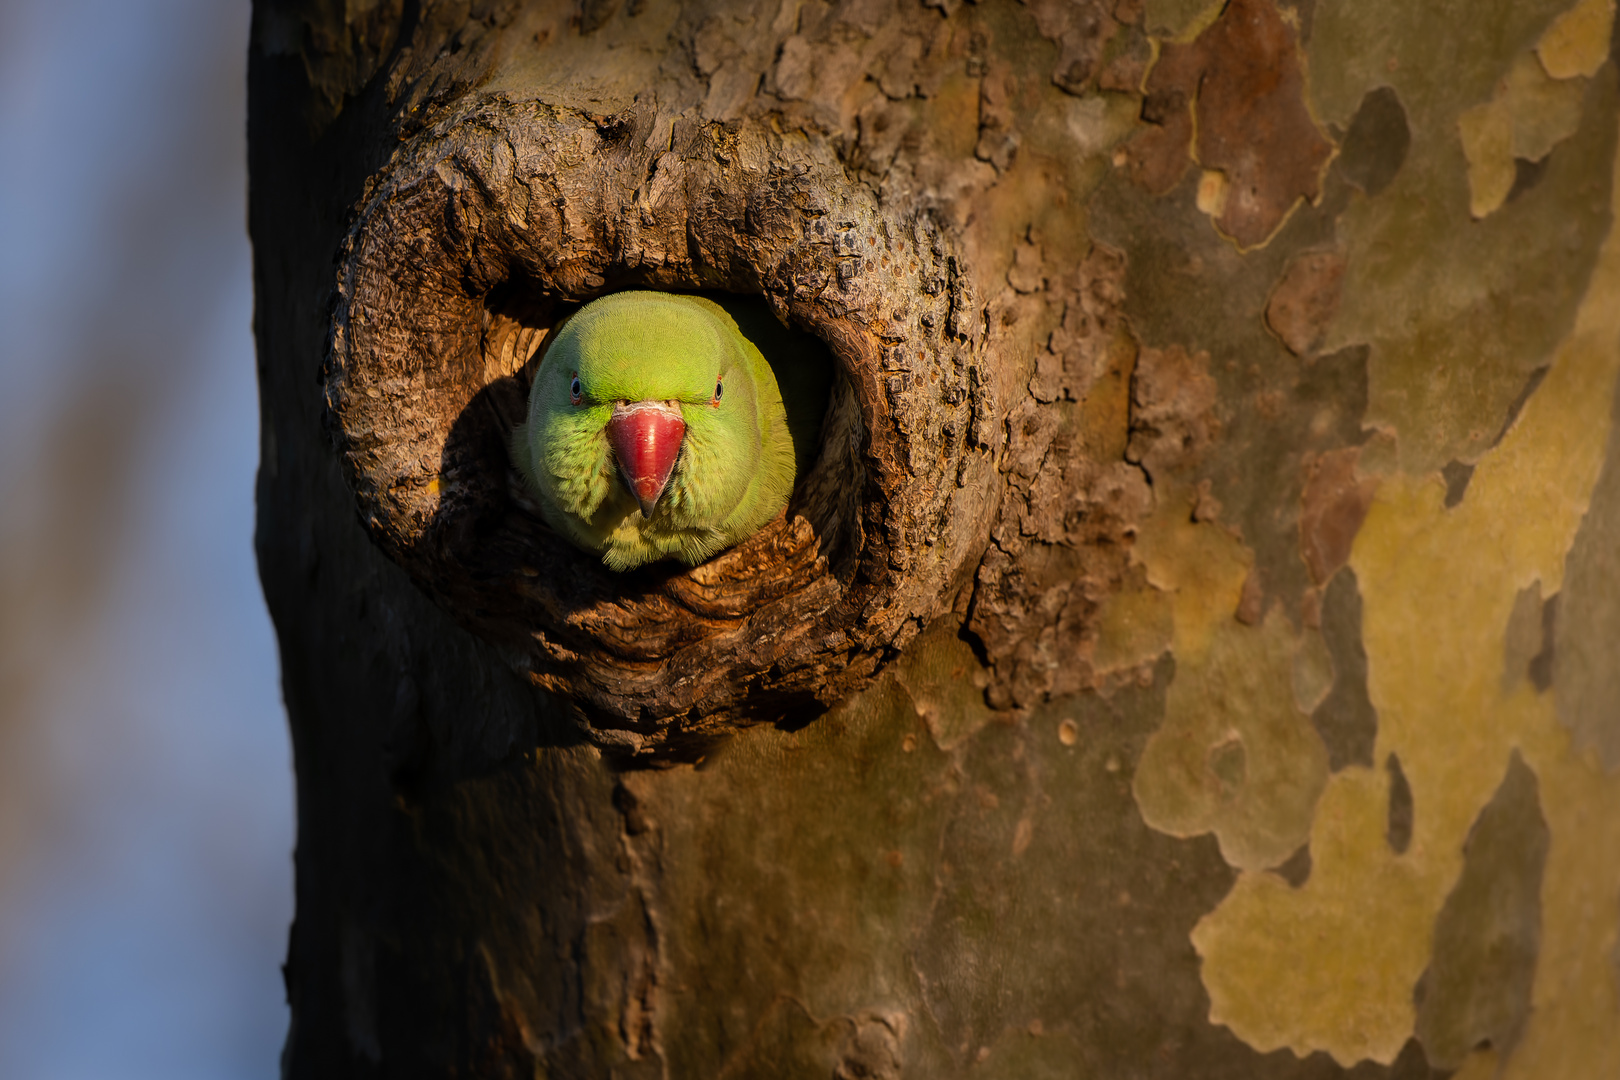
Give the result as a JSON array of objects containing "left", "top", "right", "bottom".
[
  {"left": 330, "top": 111, "right": 988, "bottom": 747},
  {"left": 477, "top": 276, "right": 864, "bottom": 590}
]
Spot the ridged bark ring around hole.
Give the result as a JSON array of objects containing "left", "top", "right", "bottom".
[{"left": 324, "top": 101, "right": 999, "bottom": 756}]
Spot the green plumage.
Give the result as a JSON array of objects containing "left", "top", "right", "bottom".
[{"left": 511, "top": 291, "right": 826, "bottom": 571}]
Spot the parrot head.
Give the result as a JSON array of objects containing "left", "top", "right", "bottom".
[{"left": 513, "top": 291, "right": 788, "bottom": 569}]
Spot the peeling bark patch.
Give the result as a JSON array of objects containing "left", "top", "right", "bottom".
[
  {"left": 835, "top": 1013, "right": 905, "bottom": 1080},
  {"left": 1273, "top": 842, "right": 1312, "bottom": 888},
  {"left": 1310, "top": 0, "right": 1620, "bottom": 477},
  {"left": 1309, "top": 568, "right": 1377, "bottom": 772},
  {"left": 1126, "top": 343, "right": 1219, "bottom": 480},
  {"left": 1507, "top": 154, "right": 1552, "bottom": 202},
  {"left": 1440, "top": 461, "right": 1475, "bottom": 509},
  {"left": 1556, "top": 372, "right": 1620, "bottom": 768},
  {"left": 975, "top": 67, "right": 1020, "bottom": 172},
  {"left": 1130, "top": 0, "right": 1334, "bottom": 247},
  {"left": 1538, "top": 0, "right": 1618, "bottom": 79},
  {"left": 1299, "top": 447, "right": 1377, "bottom": 587},
  {"left": 968, "top": 245, "right": 1154, "bottom": 709},
  {"left": 1414, "top": 752, "right": 1547, "bottom": 1071},
  {"left": 1451, "top": 365, "right": 1548, "bottom": 508},
  {"left": 1125, "top": 79, "right": 1194, "bottom": 194},
  {"left": 1022, "top": 0, "right": 1131, "bottom": 96},
  {"left": 1196, "top": 123, "right": 1620, "bottom": 1068},
  {"left": 1337, "top": 86, "right": 1411, "bottom": 198},
  {"left": 1031, "top": 244, "right": 1132, "bottom": 408},
  {"left": 1459, "top": 52, "right": 1588, "bottom": 219},
  {"left": 1500, "top": 581, "right": 1545, "bottom": 694},
  {"left": 1134, "top": 608, "right": 1330, "bottom": 871},
  {"left": 1266, "top": 249, "right": 1346, "bottom": 357},
  {"left": 893, "top": 617, "right": 994, "bottom": 751},
  {"left": 1133, "top": 486, "right": 1253, "bottom": 657},
  {"left": 1527, "top": 593, "right": 1557, "bottom": 693},
  {"left": 1457, "top": 0, "right": 1613, "bottom": 217},
  {"left": 1191, "top": 766, "right": 1432, "bottom": 1066},
  {"left": 1090, "top": 570, "right": 1176, "bottom": 676},
  {"left": 1094, "top": 128, "right": 1376, "bottom": 641},
  {"left": 1385, "top": 753, "right": 1412, "bottom": 855}
]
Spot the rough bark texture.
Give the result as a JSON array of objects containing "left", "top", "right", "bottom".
[
  {"left": 252, "top": 0, "right": 1620, "bottom": 1076},
  {"left": 326, "top": 98, "right": 997, "bottom": 753}
]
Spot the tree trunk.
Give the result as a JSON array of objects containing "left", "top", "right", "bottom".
[{"left": 250, "top": 0, "right": 1620, "bottom": 1075}]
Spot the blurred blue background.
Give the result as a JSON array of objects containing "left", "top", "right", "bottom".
[{"left": 0, "top": 1, "right": 293, "bottom": 1077}]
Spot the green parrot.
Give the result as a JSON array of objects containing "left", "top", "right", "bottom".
[{"left": 511, "top": 291, "right": 828, "bottom": 571}]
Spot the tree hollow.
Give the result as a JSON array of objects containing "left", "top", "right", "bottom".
[{"left": 324, "top": 101, "right": 1000, "bottom": 755}]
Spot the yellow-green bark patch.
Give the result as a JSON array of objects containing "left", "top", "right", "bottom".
[
  {"left": 1538, "top": 0, "right": 1616, "bottom": 78},
  {"left": 1191, "top": 106, "right": 1620, "bottom": 1070},
  {"left": 1459, "top": 53, "right": 1588, "bottom": 219},
  {"left": 1134, "top": 607, "right": 1331, "bottom": 871},
  {"left": 894, "top": 619, "right": 996, "bottom": 752},
  {"left": 1311, "top": 0, "right": 1617, "bottom": 474}
]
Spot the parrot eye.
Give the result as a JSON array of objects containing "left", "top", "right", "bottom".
[
  {"left": 712, "top": 378, "right": 723, "bottom": 406},
  {"left": 569, "top": 375, "right": 582, "bottom": 404}
]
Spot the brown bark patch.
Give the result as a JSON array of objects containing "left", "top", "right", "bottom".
[
  {"left": 1415, "top": 751, "right": 1547, "bottom": 1070},
  {"left": 967, "top": 244, "right": 1153, "bottom": 709},
  {"left": 1555, "top": 369, "right": 1620, "bottom": 769},
  {"left": 834, "top": 1013, "right": 905, "bottom": 1080},
  {"left": 1126, "top": 342, "right": 1220, "bottom": 480},
  {"left": 1022, "top": 0, "right": 1128, "bottom": 95},
  {"left": 1337, "top": 85, "right": 1411, "bottom": 199},
  {"left": 1266, "top": 248, "right": 1346, "bottom": 357},
  {"left": 1123, "top": 78, "right": 1194, "bottom": 194},
  {"left": 1309, "top": 567, "right": 1378, "bottom": 772},
  {"left": 1126, "top": 0, "right": 1334, "bottom": 248},
  {"left": 1384, "top": 752, "right": 1413, "bottom": 854},
  {"left": 1299, "top": 446, "right": 1377, "bottom": 586}
]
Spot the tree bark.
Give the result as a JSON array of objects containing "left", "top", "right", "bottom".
[{"left": 250, "top": 0, "right": 1620, "bottom": 1076}]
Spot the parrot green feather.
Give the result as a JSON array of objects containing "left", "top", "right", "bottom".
[{"left": 511, "top": 291, "right": 820, "bottom": 571}]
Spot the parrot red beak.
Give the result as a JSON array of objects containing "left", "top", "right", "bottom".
[{"left": 607, "top": 400, "right": 686, "bottom": 517}]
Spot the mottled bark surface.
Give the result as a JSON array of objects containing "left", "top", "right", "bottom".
[{"left": 252, "top": 0, "right": 1620, "bottom": 1075}]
